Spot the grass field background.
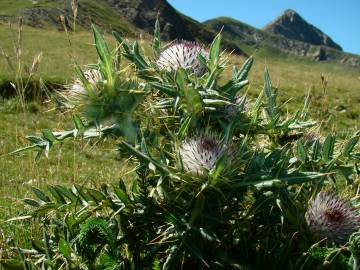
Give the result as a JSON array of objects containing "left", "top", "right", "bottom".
[{"left": 0, "top": 21, "right": 359, "bottom": 246}]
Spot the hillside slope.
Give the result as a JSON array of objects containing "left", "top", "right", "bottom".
[
  {"left": 1, "top": 0, "right": 358, "bottom": 66},
  {"left": 0, "top": 0, "right": 141, "bottom": 36},
  {"left": 0, "top": 0, "right": 246, "bottom": 55},
  {"left": 205, "top": 16, "right": 360, "bottom": 67}
]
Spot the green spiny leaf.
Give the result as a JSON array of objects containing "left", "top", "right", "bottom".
[
  {"left": 322, "top": 134, "right": 336, "bottom": 162},
  {"left": 53, "top": 185, "right": 78, "bottom": 203},
  {"left": 264, "top": 67, "right": 278, "bottom": 120},
  {"left": 73, "top": 184, "right": 93, "bottom": 202},
  {"left": 236, "top": 56, "right": 253, "bottom": 81},
  {"left": 112, "top": 30, "right": 130, "bottom": 54},
  {"left": 177, "top": 114, "right": 192, "bottom": 141},
  {"left": 74, "top": 64, "right": 97, "bottom": 98},
  {"left": 311, "top": 139, "right": 321, "bottom": 160},
  {"left": 209, "top": 33, "right": 221, "bottom": 68},
  {"left": 73, "top": 114, "right": 85, "bottom": 132},
  {"left": 150, "top": 82, "right": 177, "bottom": 97},
  {"left": 342, "top": 135, "right": 359, "bottom": 157},
  {"left": 23, "top": 198, "right": 41, "bottom": 207},
  {"left": 48, "top": 185, "right": 67, "bottom": 204},
  {"left": 87, "top": 188, "right": 107, "bottom": 203},
  {"left": 59, "top": 238, "right": 71, "bottom": 259},
  {"left": 296, "top": 140, "right": 307, "bottom": 163},
  {"left": 31, "top": 187, "right": 51, "bottom": 203},
  {"left": 42, "top": 129, "right": 57, "bottom": 144},
  {"left": 133, "top": 41, "right": 149, "bottom": 70},
  {"left": 152, "top": 15, "right": 161, "bottom": 56},
  {"left": 92, "top": 25, "right": 113, "bottom": 82}
]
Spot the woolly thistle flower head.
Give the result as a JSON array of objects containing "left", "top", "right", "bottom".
[
  {"left": 305, "top": 192, "right": 360, "bottom": 245},
  {"left": 66, "top": 69, "right": 103, "bottom": 102},
  {"left": 179, "top": 134, "right": 227, "bottom": 176},
  {"left": 156, "top": 41, "right": 209, "bottom": 76}
]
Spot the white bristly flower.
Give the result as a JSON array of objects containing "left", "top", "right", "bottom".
[
  {"left": 305, "top": 191, "right": 360, "bottom": 245},
  {"left": 66, "top": 69, "right": 102, "bottom": 101},
  {"left": 156, "top": 41, "right": 209, "bottom": 76},
  {"left": 179, "top": 134, "right": 227, "bottom": 175}
]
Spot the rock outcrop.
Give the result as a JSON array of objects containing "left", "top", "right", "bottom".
[
  {"left": 263, "top": 9, "right": 342, "bottom": 51},
  {"left": 105, "top": 0, "right": 194, "bottom": 41},
  {"left": 103, "top": 0, "right": 245, "bottom": 54}
]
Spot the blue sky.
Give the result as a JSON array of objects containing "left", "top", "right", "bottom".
[{"left": 167, "top": 0, "right": 360, "bottom": 55}]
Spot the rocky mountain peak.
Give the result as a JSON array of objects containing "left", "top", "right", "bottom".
[
  {"left": 104, "top": 0, "right": 193, "bottom": 41},
  {"left": 264, "top": 9, "right": 342, "bottom": 51},
  {"left": 283, "top": 9, "right": 300, "bottom": 18},
  {"left": 103, "top": 0, "right": 246, "bottom": 53}
]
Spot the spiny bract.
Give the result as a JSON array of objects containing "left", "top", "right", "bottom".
[
  {"left": 305, "top": 191, "right": 360, "bottom": 245},
  {"left": 66, "top": 69, "right": 102, "bottom": 101},
  {"left": 156, "top": 41, "right": 208, "bottom": 76},
  {"left": 224, "top": 95, "right": 249, "bottom": 117}
]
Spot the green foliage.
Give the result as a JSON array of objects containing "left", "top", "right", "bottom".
[
  {"left": 3, "top": 21, "right": 360, "bottom": 270},
  {"left": 349, "top": 231, "right": 360, "bottom": 259},
  {"left": 300, "top": 246, "right": 350, "bottom": 270}
]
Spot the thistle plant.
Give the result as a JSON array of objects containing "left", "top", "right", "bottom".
[{"left": 4, "top": 18, "right": 360, "bottom": 270}]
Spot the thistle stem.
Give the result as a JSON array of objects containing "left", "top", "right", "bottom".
[{"left": 354, "top": 258, "right": 359, "bottom": 270}]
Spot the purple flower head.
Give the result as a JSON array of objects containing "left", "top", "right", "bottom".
[
  {"left": 179, "top": 134, "right": 227, "bottom": 175},
  {"left": 305, "top": 191, "right": 360, "bottom": 245}
]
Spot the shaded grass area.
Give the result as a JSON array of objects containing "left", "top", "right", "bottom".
[{"left": 0, "top": 98, "right": 129, "bottom": 244}]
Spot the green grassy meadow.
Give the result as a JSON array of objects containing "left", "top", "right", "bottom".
[
  {"left": 0, "top": 21, "right": 359, "bottom": 247},
  {"left": 1, "top": 23, "right": 358, "bottom": 128},
  {"left": 0, "top": 101, "right": 130, "bottom": 244},
  {"left": 0, "top": 24, "right": 102, "bottom": 81}
]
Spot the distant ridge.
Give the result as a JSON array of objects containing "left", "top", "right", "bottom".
[
  {"left": 205, "top": 11, "right": 360, "bottom": 67},
  {"left": 264, "top": 9, "right": 342, "bottom": 51},
  {"left": 102, "top": 0, "right": 245, "bottom": 54},
  {"left": 1, "top": 1, "right": 359, "bottom": 66},
  {"left": 0, "top": 0, "right": 246, "bottom": 55}
]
